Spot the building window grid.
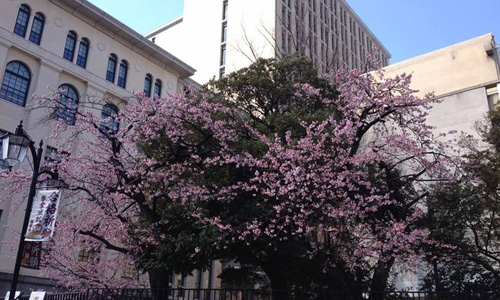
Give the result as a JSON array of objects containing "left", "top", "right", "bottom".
[
  {"left": 220, "top": 45, "right": 226, "bottom": 66},
  {"left": 76, "top": 38, "right": 89, "bottom": 68},
  {"left": 29, "top": 13, "right": 45, "bottom": 45},
  {"left": 63, "top": 31, "right": 77, "bottom": 62},
  {"left": 0, "top": 61, "right": 31, "bottom": 107},
  {"left": 14, "top": 4, "right": 30, "bottom": 37}
]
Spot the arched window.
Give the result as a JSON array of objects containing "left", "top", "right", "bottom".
[
  {"left": 29, "top": 12, "right": 45, "bottom": 45},
  {"left": 106, "top": 54, "right": 117, "bottom": 83},
  {"left": 100, "top": 104, "right": 119, "bottom": 134},
  {"left": 14, "top": 4, "right": 30, "bottom": 37},
  {"left": 143, "top": 74, "right": 152, "bottom": 97},
  {"left": 154, "top": 79, "right": 162, "bottom": 97},
  {"left": 0, "top": 61, "right": 31, "bottom": 106},
  {"left": 55, "top": 84, "right": 79, "bottom": 125},
  {"left": 63, "top": 31, "right": 77, "bottom": 62},
  {"left": 117, "top": 60, "right": 128, "bottom": 88},
  {"left": 76, "top": 38, "right": 90, "bottom": 68}
]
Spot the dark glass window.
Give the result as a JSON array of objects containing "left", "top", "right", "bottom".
[
  {"left": 76, "top": 38, "right": 89, "bottom": 68},
  {"left": 219, "top": 67, "right": 225, "bottom": 79},
  {"left": 221, "top": 23, "right": 227, "bottom": 43},
  {"left": 154, "top": 79, "right": 162, "bottom": 97},
  {"left": 144, "top": 74, "right": 152, "bottom": 97},
  {"left": 117, "top": 60, "right": 128, "bottom": 88},
  {"left": 100, "top": 104, "right": 119, "bottom": 134},
  {"left": 14, "top": 4, "right": 30, "bottom": 37},
  {"left": 220, "top": 45, "right": 226, "bottom": 66},
  {"left": 29, "top": 13, "right": 44, "bottom": 45},
  {"left": 55, "top": 84, "right": 79, "bottom": 125},
  {"left": 0, "top": 61, "right": 31, "bottom": 106},
  {"left": 63, "top": 31, "right": 77, "bottom": 62},
  {"left": 222, "top": 1, "right": 228, "bottom": 20},
  {"left": 106, "top": 54, "right": 117, "bottom": 82}
]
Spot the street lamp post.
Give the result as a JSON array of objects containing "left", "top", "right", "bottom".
[{"left": 1, "top": 121, "right": 61, "bottom": 300}]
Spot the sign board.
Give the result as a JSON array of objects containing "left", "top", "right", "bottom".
[
  {"left": 29, "top": 291, "right": 46, "bottom": 300},
  {"left": 21, "top": 241, "right": 42, "bottom": 269},
  {"left": 26, "top": 189, "right": 62, "bottom": 242}
]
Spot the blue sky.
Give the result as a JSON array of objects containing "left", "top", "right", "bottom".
[{"left": 88, "top": 0, "right": 500, "bottom": 64}]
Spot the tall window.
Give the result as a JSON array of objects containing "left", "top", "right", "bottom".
[
  {"left": 76, "top": 38, "right": 89, "bottom": 68},
  {"left": 14, "top": 4, "right": 30, "bottom": 37},
  {"left": 220, "top": 45, "right": 226, "bottom": 66},
  {"left": 221, "top": 23, "right": 227, "bottom": 43},
  {"left": 144, "top": 74, "right": 152, "bottom": 97},
  {"left": 222, "top": 0, "right": 228, "bottom": 20},
  {"left": 63, "top": 31, "right": 77, "bottom": 62},
  {"left": 154, "top": 79, "right": 162, "bottom": 97},
  {"left": 55, "top": 84, "right": 79, "bottom": 125},
  {"left": 0, "top": 61, "right": 31, "bottom": 106},
  {"left": 117, "top": 60, "right": 128, "bottom": 88},
  {"left": 29, "top": 13, "right": 45, "bottom": 45},
  {"left": 106, "top": 54, "right": 117, "bottom": 82},
  {"left": 100, "top": 104, "right": 119, "bottom": 134}
]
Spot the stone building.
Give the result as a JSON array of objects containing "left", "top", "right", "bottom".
[{"left": 0, "top": 0, "right": 219, "bottom": 293}]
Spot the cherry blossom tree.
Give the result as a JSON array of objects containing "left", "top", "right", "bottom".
[{"left": 0, "top": 56, "right": 461, "bottom": 297}]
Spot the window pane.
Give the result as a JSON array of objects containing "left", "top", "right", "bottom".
[
  {"left": 63, "top": 32, "right": 77, "bottom": 61},
  {"left": 117, "top": 61, "right": 128, "bottom": 88},
  {"left": 144, "top": 75, "right": 152, "bottom": 97},
  {"left": 100, "top": 104, "right": 119, "bottom": 134},
  {"left": 54, "top": 84, "right": 78, "bottom": 125},
  {"left": 29, "top": 13, "right": 44, "bottom": 45},
  {"left": 0, "top": 61, "right": 31, "bottom": 106},
  {"left": 154, "top": 80, "right": 162, "bottom": 97},
  {"left": 106, "top": 55, "right": 117, "bottom": 82},
  {"left": 76, "top": 39, "right": 89, "bottom": 68},
  {"left": 222, "top": 24, "right": 227, "bottom": 43},
  {"left": 14, "top": 5, "right": 30, "bottom": 37},
  {"left": 220, "top": 45, "right": 226, "bottom": 66}
]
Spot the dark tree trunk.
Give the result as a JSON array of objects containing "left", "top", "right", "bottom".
[
  {"left": 148, "top": 269, "right": 171, "bottom": 300},
  {"left": 368, "top": 257, "right": 395, "bottom": 300},
  {"left": 262, "top": 265, "right": 290, "bottom": 300}
]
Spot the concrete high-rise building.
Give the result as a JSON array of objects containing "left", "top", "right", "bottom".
[{"left": 146, "top": 0, "right": 391, "bottom": 84}]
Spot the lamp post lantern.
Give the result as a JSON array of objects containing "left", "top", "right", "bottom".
[{"left": 1, "top": 121, "right": 63, "bottom": 300}]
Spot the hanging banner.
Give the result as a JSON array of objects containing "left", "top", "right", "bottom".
[
  {"left": 25, "top": 189, "right": 62, "bottom": 242},
  {"left": 21, "top": 241, "right": 42, "bottom": 269}
]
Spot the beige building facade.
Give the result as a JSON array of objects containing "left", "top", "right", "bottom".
[
  {"left": 0, "top": 0, "right": 220, "bottom": 293},
  {"left": 382, "top": 33, "right": 500, "bottom": 289},
  {"left": 384, "top": 33, "right": 500, "bottom": 140},
  {"left": 146, "top": 0, "right": 391, "bottom": 84}
]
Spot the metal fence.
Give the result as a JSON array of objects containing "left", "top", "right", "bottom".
[{"left": 2, "top": 289, "right": 499, "bottom": 300}]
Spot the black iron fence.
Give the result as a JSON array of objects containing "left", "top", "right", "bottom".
[{"left": 2, "top": 289, "right": 498, "bottom": 300}]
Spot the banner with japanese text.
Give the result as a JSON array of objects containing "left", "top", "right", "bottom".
[
  {"left": 25, "top": 189, "right": 62, "bottom": 242},
  {"left": 21, "top": 241, "right": 42, "bottom": 269}
]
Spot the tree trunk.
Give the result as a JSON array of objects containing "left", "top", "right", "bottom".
[
  {"left": 368, "top": 258, "right": 395, "bottom": 300},
  {"left": 148, "top": 269, "right": 172, "bottom": 300},
  {"left": 262, "top": 266, "right": 290, "bottom": 300}
]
